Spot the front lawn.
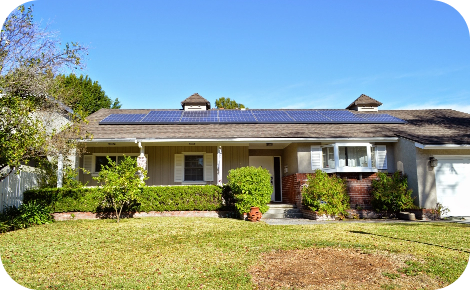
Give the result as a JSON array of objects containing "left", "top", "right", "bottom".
[{"left": 0, "top": 218, "right": 469, "bottom": 289}]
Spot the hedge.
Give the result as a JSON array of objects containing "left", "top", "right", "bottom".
[{"left": 23, "top": 185, "right": 226, "bottom": 213}]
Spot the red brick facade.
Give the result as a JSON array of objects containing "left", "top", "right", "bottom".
[{"left": 282, "top": 172, "right": 379, "bottom": 209}]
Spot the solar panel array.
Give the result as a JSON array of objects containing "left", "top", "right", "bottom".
[{"left": 99, "top": 110, "right": 406, "bottom": 124}]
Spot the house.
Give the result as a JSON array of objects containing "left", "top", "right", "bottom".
[
  {"left": 0, "top": 97, "right": 74, "bottom": 211},
  {"left": 78, "top": 93, "right": 470, "bottom": 216}
]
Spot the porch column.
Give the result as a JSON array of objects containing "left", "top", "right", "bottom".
[
  {"left": 137, "top": 142, "right": 146, "bottom": 181},
  {"left": 57, "top": 154, "right": 63, "bottom": 188},
  {"left": 217, "top": 146, "right": 222, "bottom": 186}
]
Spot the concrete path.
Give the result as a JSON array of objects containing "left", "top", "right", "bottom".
[{"left": 263, "top": 216, "right": 470, "bottom": 225}]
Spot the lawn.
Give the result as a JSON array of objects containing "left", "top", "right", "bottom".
[{"left": 0, "top": 217, "right": 469, "bottom": 289}]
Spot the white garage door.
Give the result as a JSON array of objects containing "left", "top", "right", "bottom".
[{"left": 435, "top": 157, "right": 470, "bottom": 217}]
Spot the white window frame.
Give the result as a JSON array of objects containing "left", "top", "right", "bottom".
[
  {"left": 176, "top": 152, "right": 213, "bottom": 185},
  {"left": 89, "top": 153, "right": 148, "bottom": 177},
  {"left": 316, "top": 143, "right": 383, "bottom": 173}
]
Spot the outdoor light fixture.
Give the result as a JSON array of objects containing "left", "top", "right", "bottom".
[
  {"left": 266, "top": 143, "right": 273, "bottom": 146},
  {"left": 429, "top": 157, "right": 438, "bottom": 168},
  {"left": 108, "top": 143, "right": 116, "bottom": 145},
  {"left": 189, "top": 143, "right": 196, "bottom": 145}
]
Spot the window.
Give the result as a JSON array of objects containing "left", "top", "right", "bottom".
[
  {"left": 184, "top": 155, "right": 204, "bottom": 181},
  {"left": 174, "top": 153, "right": 213, "bottom": 183},
  {"left": 338, "top": 146, "right": 368, "bottom": 168},
  {"left": 83, "top": 154, "right": 144, "bottom": 175},
  {"left": 95, "top": 155, "right": 138, "bottom": 172},
  {"left": 312, "top": 144, "right": 387, "bottom": 173},
  {"left": 322, "top": 147, "right": 335, "bottom": 169}
]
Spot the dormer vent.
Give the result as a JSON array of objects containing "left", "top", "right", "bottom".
[
  {"left": 181, "top": 93, "right": 211, "bottom": 111},
  {"left": 346, "top": 94, "right": 382, "bottom": 112}
]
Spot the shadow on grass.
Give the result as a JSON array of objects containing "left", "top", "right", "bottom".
[{"left": 350, "top": 230, "right": 470, "bottom": 253}]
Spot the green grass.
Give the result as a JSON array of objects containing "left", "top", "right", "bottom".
[{"left": 0, "top": 218, "right": 469, "bottom": 289}]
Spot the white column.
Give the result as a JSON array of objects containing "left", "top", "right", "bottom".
[
  {"left": 137, "top": 142, "right": 146, "bottom": 181},
  {"left": 57, "top": 154, "right": 63, "bottom": 188},
  {"left": 217, "top": 146, "right": 223, "bottom": 186}
]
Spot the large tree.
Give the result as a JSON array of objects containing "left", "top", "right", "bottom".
[
  {"left": 0, "top": 5, "right": 88, "bottom": 182},
  {"left": 215, "top": 97, "right": 246, "bottom": 109},
  {"left": 54, "top": 73, "right": 121, "bottom": 117}
]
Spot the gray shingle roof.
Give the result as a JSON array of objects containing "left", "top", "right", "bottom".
[{"left": 83, "top": 108, "right": 470, "bottom": 145}]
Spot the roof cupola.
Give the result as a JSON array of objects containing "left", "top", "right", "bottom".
[
  {"left": 181, "top": 93, "right": 211, "bottom": 111},
  {"left": 346, "top": 94, "right": 382, "bottom": 111}
]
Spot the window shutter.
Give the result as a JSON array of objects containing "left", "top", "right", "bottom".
[
  {"left": 83, "top": 155, "right": 92, "bottom": 173},
  {"left": 311, "top": 146, "right": 322, "bottom": 170},
  {"left": 204, "top": 153, "right": 214, "bottom": 181},
  {"left": 174, "top": 154, "right": 184, "bottom": 182},
  {"left": 376, "top": 145, "right": 388, "bottom": 170}
]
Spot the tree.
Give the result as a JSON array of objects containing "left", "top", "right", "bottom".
[
  {"left": 215, "top": 97, "right": 246, "bottom": 109},
  {"left": 54, "top": 74, "right": 121, "bottom": 117},
  {"left": 93, "top": 156, "right": 147, "bottom": 222},
  {"left": 0, "top": 5, "right": 88, "bottom": 182}
]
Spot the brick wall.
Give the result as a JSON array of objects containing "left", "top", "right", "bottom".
[{"left": 282, "top": 172, "right": 379, "bottom": 209}]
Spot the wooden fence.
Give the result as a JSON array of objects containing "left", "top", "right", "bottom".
[{"left": 0, "top": 168, "right": 39, "bottom": 211}]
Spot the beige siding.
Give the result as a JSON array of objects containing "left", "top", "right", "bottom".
[
  {"left": 80, "top": 146, "right": 248, "bottom": 186},
  {"left": 80, "top": 146, "right": 140, "bottom": 186},
  {"left": 222, "top": 146, "right": 249, "bottom": 184}
]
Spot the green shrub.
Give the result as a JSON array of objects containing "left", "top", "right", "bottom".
[
  {"left": 227, "top": 166, "right": 272, "bottom": 216},
  {"left": 24, "top": 187, "right": 103, "bottom": 212},
  {"left": 139, "top": 185, "right": 224, "bottom": 212},
  {"left": 371, "top": 172, "right": 416, "bottom": 212},
  {"left": 23, "top": 185, "right": 225, "bottom": 213},
  {"left": 301, "top": 169, "right": 350, "bottom": 216},
  {"left": 93, "top": 156, "right": 148, "bottom": 222},
  {"left": 0, "top": 201, "right": 53, "bottom": 232}
]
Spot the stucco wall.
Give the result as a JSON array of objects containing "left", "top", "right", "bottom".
[
  {"left": 416, "top": 148, "right": 470, "bottom": 209},
  {"left": 281, "top": 143, "right": 298, "bottom": 177},
  {"left": 297, "top": 143, "right": 322, "bottom": 173},
  {"left": 375, "top": 142, "right": 396, "bottom": 172},
  {"left": 393, "top": 138, "right": 420, "bottom": 205}
]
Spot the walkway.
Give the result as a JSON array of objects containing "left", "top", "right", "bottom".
[{"left": 263, "top": 216, "right": 470, "bottom": 225}]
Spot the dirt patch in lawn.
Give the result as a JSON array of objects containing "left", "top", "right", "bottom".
[{"left": 249, "top": 247, "right": 445, "bottom": 290}]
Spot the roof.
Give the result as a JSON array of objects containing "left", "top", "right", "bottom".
[
  {"left": 83, "top": 108, "right": 470, "bottom": 145},
  {"left": 180, "top": 93, "right": 211, "bottom": 109},
  {"left": 346, "top": 94, "right": 383, "bottom": 109}
]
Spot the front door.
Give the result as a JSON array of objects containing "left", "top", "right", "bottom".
[{"left": 249, "top": 156, "right": 282, "bottom": 202}]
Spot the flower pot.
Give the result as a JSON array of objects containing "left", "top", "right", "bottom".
[{"left": 248, "top": 207, "right": 262, "bottom": 222}]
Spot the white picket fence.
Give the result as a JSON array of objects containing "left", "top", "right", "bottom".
[{"left": 0, "top": 168, "right": 39, "bottom": 212}]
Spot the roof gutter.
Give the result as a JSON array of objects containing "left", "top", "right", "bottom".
[
  {"left": 415, "top": 142, "right": 470, "bottom": 149},
  {"left": 81, "top": 137, "right": 399, "bottom": 143}
]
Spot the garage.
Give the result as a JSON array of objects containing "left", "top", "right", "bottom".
[{"left": 435, "top": 156, "right": 470, "bottom": 217}]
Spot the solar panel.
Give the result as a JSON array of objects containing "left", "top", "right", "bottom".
[
  {"left": 285, "top": 110, "right": 332, "bottom": 122},
  {"left": 100, "top": 114, "right": 146, "bottom": 124},
  {"left": 180, "top": 110, "right": 219, "bottom": 123},
  {"left": 141, "top": 111, "right": 183, "bottom": 123},
  {"left": 318, "top": 110, "right": 366, "bottom": 123},
  {"left": 251, "top": 110, "right": 295, "bottom": 122},
  {"left": 99, "top": 110, "right": 406, "bottom": 125},
  {"left": 355, "top": 114, "right": 406, "bottom": 123},
  {"left": 218, "top": 110, "right": 257, "bottom": 123}
]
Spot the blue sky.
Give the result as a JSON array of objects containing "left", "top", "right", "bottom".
[{"left": 1, "top": 0, "right": 470, "bottom": 112}]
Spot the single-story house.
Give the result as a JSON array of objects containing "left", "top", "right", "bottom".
[{"left": 78, "top": 93, "right": 470, "bottom": 216}]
